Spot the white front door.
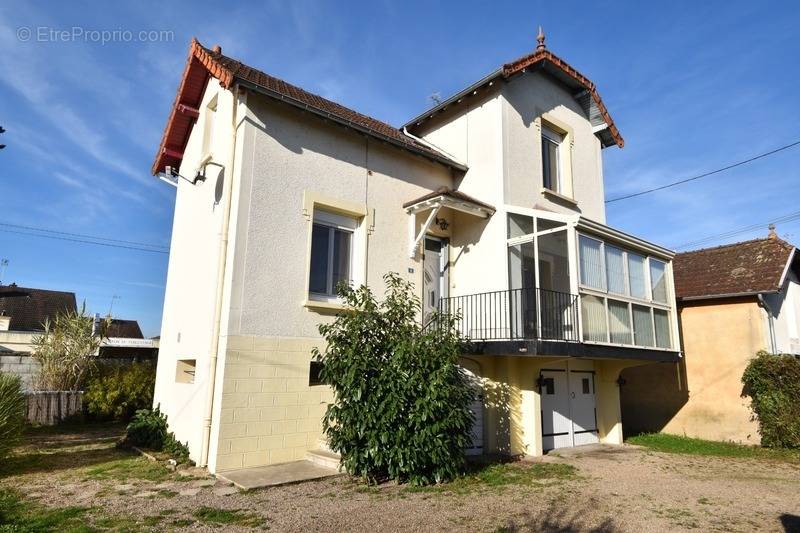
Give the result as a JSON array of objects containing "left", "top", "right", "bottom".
[
  {"left": 540, "top": 364, "right": 599, "bottom": 451},
  {"left": 423, "top": 237, "right": 447, "bottom": 322}
]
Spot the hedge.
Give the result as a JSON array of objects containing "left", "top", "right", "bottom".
[{"left": 741, "top": 350, "right": 800, "bottom": 448}]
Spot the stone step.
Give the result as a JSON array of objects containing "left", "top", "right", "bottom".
[{"left": 306, "top": 449, "right": 340, "bottom": 470}]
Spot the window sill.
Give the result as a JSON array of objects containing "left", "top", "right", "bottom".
[
  {"left": 303, "top": 299, "right": 347, "bottom": 313},
  {"left": 541, "top": 187, "right": 578, "bottom": 206}
]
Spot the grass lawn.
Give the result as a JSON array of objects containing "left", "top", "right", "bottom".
[{"left": 628, "top": 432, "right": 800, "bottom": 462}]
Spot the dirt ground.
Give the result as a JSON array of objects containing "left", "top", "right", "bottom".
[{"left": 1, "top": 425, "right": 799, "bottom": 532}]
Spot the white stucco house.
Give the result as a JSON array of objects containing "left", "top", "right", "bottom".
[{"left": 152, "top": 32, "right": 681, "bottom": 474}]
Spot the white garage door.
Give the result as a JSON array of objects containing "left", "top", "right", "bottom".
[{"left": 540, "top": 367, "right": 599, "bottom": 451}]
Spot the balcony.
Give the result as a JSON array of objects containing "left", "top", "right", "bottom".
[
  {"left": 439, "top": 287, "right": 579, "bottom": 342},
  {"left": 437, "top": 287, "right": 680, "bottom": 362}
]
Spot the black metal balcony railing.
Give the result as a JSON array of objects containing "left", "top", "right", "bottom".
[{"left": 437, "top": 287, "right": 580, "bottom": 342}]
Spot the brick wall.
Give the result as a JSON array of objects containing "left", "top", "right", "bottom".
[
  {"left": 214, "top": 335, "right": 333, "bottom": 472},
  {"left": 0, "top": 354, "right": 40, "bottom": 390}
]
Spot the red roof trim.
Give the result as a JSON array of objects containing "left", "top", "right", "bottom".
[{"left": 502, "top": 50, "right": 624, "bottom": 148}]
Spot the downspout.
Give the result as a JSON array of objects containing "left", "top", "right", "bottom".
[
  {"left": 200, "top": 84, "right": 240, "bottom": 468},
  {"left": 757, "top": 294, "right": 777, "bottom": 354}
]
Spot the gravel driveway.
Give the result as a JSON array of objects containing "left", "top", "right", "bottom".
[{"left": 2, "top": 426, "right": 799, "bottom": 532}]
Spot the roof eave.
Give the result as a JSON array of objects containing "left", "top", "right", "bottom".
[{"left": 679, "top": 290, "right": 780, "bottom": 302}]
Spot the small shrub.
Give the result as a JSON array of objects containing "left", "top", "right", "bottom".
[
  {"left": 315, "top": 273, "right": 474, "bottom": 485},
  {"left": 0, "top": 373, "right": 26, "bottom": 460},
  {"left": 84, "top": 362, "right": 156, "bottom": 421},
  {"left": 742, "top": 350, "right": 800, "bottom": 448},
  {"left": 123, "top": 406, "right": 190, "bottom": 463}
]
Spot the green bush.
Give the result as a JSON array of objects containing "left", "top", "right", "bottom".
[
  {"left": 84, "top": 362, "right": 155, "bottom": 421},
  {"left": 742, "top": 350, "right": 800, "bottom": 448},
  {"left": 0, "top": 373, "right": 27, "bottom": 460},
  {"left": 315, "top": 273, "right": 474, "bottom": 485},
  {"left": 123, "top": 406, "right": 190, "bottom": 463}
]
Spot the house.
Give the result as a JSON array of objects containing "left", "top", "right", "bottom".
[
  {"left": 0, "top": 283, "right": 77, "bottom": 389},
  {"left": 151, "top": 32, "right": 681, "bottom": 474},
  {"left": 0, "top": 283, "right": 158, "bottom": 388},
  {"left": 620, "top": 228, "right": 800, "bottom": 443}
]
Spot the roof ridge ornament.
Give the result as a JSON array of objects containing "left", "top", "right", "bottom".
[{"left": 536, "top": 26, "right": 546, "bottom": 51}]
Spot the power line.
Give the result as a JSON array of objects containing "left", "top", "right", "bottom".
[
  {"left": 0, "top": 228, "right": 169, "bottom": 254},
  {"left": 673, "top": 209, "right": 800, "bottom": 250},
  {"left": 606, "top": 140, "right": 800, "bottom": 204},
  {"left": 0, "top": 221, "right": 169, "bottom": 250}
]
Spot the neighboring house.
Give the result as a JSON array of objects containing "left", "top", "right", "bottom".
[
  {"left": 0, "top": 283, "right": 157, "bottom": 388},
  {"left": 0, "top": 283, "right": 77, "bottom": 389},
  {"left": 152, "top": 33, "right": 681, "bottom": 474},
  {"left": 620, "top": 229, "right": 800, "bottom": 444}
]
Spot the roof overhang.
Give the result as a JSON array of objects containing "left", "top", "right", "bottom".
[
  {"left": 577, "top": 217, "right": 674, "bottom": 260},
  {"left": 403, "top": 191, "right": 495, "bottom": 218},
  {"left": 403, "top": 49, "right": 624, "bottom": 149}
]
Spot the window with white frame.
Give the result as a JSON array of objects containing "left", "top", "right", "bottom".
[
  {"left": 309, "top": 209, "right": 355, "bottom": 300},
  {"left": 578, "top": 234, "right": 673, "bottom": 349},
  {"left": 541, "top": 126, "right": 564, "bottom": 193}
]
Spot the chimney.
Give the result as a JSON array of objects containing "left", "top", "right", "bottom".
[
  {"left": 768, "top": 223, "right": 778, "bottom": 240},
  {"left": 212, "top": 44, "right": 222, "bottom": 54},
  {"left": 0, "top": 311, "right": 10, "bottom": 332}
]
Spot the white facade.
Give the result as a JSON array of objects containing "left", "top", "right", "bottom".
[{"left": 153, "top": 41, "right": 680, "bottom": 472}]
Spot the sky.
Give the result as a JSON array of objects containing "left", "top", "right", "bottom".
[{"left": 1, "top": 1, "right": 799, "bottom": 337}]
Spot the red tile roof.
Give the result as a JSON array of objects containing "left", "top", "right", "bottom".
[
  {"left": 106, "top": 319, "right": 144, "bottom": 339},
  {"left": 673, "top": 237, "right": 797, "bottom": 300},
  {"left": 404, "top": 45, "right": 623, "bottom": 149},
  {"left": 152, "top": 39, "right": 465, "bottom": 175}
]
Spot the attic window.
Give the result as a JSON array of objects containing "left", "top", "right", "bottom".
[{"left": 541, "top": 126, "right": 563, "bottom": 193}]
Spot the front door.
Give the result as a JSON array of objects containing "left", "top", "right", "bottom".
[
  {"left": 540, "top": 364, "right": 599, "bottom": 451},
  {"left": 423, "top": 237, "right": 447, "bottom": 322}
]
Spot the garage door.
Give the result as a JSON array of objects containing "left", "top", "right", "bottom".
[{"left": 540, "top": 368, "right": 599, "bottom": 451}]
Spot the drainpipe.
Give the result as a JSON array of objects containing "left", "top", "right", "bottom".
[
  {"left": 200, "top": 84, "right": 240, "bottom": 468},
  {"left": 757, "top": 294, "right": 777, "bottom": 354}
]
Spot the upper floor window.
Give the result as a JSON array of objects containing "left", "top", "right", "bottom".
[
  {"left": 541, "top": 126, "right": 563, "bottom": 193},
  {"left": 309, "top": 210, "right": 355, "bottom": 300}
]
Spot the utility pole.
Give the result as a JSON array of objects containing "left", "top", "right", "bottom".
[
  {"left": 108, "top": 294, "right": 120, "bottom": 317},
  {"left": 0, "top": 259, "right": 8, "bottom": 284},
  {"left": 0, "top": 126, "right": 6, "bottom": 150}
]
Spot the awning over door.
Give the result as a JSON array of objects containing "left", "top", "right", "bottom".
[{"left": 404, "top": 187, "right": 495, "bottom": 258}]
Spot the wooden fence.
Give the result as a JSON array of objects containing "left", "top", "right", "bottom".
[{"left": 25, "top": 391, "right": 83, "bottom": 425}]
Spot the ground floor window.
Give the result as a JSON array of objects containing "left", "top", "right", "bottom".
[{"left": 309, "top": 210, "right": 356, "bottom": 300}]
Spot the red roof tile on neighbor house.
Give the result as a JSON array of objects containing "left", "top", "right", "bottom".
[
  {"left": 0, "top": 284, "right": 77, "bottom": 332},
  {"left": 152, "top": 39, "right": 464, "bottom": 176},
  {"left": 673, "top": 237, "right": 797, "bottom": 300}
]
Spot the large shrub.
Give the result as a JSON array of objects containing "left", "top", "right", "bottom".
[
  {"left": 314, "top": 273, "right": 474, "bottom": 485},
  {"left": 84, "top": 362, "right": 156, "bottom": 421},
  {"left": 31, "top": 303, "right": 109, "bottom": 391},
  {"left": 123, "top": 406, "right": 190, "bottom": 463},
  {"left": 742, "top": 350, "right": 800, "bottom": 448},
  {"left": 0, "top": 373, "right": 27, "bottom": 460}
]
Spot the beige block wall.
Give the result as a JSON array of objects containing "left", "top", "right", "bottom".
[{"left": 213, "top": 335, "right": 332, "bottom": 472}]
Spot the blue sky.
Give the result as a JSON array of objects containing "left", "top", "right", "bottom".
[{"left": 1, "top": 1, "right": 799, "bottom": 336}]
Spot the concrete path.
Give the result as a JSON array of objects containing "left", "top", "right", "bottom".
[{"left": 217, "top": 460, "right": 342, "bottom": 490}]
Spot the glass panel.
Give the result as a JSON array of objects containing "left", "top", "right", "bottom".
[
  {"left": 632, "top": 305, "right": 654, "bottom": 347},
  {"left": 331, "top": 229, "right": 351, "bottom": 292},
  {"left": 581, "top": 295, "right": 607, "bottom": 342},
  {"left": 582, "top": 378, "right": 590, "bottom": 394},
  {"left": 605, "top": 246, "right": 626, "bottom": 295},
  {"left": 536, "top": 217, "right": 565, "bottom": 233},
  {"left": 654, "top": 309, "right": 671, "bottom": 349},
  {"left": 579, "top": 235, "right": 604, "bottom": 289},
  {"left": 507, "top": 213, "right": 533, "bottom": 238},
  {"left": 627, "top": 253, "right": 647, "bottom": 299},
  {"left": 608, "top": 300, "right": 632, "bottom": 344},
  {"left": 650, "top": 260, "right": 668, "bottom": 303},
  {"left": 508, "top": 242, "right": 537, "bottom": 338},
  {"left": 309, "top": 224, "right": 330, "bottom": 294},
  {"left": 537, "top": 231, "right": 571, "bottom": 293}
]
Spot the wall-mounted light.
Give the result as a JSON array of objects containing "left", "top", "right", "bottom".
[{"left": 435, "top": 216, "right": 449, "bottom": 231}]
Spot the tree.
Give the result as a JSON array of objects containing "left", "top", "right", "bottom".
[
  {"left": 31, "top": 303, "right": 109, "bottom": 392},
  {"left": 314, "top": 273, "right": 474, "bottom": 485}
]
